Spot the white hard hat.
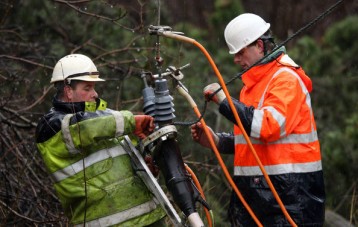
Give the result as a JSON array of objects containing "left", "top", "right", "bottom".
[
  {"left": 224, "top": 13, "right": 270, "bottom": 54},
  {"left": 50, "top": 54, "right": 105, "bottom": 83}
]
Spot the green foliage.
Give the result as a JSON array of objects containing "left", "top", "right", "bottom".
[
  {"left": 289, "top": 36, "right": 322, "bottom": 76},
  {"left": 289, "top": 16, "right": 358, "bottom": 222},
  {"left": 210, "top": 0, "right": 244, "bottom": 34},
  {"left": 1, "top": 0, "right": 357, "bottom": 225}
]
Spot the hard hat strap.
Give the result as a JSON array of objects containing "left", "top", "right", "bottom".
[
  {"left": 65, "top": 72, "right": 100, "bottom": 85},
  {"left": 67, "top": 71, "right": 99, "bottom": 78}
]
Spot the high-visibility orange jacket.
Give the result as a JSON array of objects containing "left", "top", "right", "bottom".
[
  {"left": 217, "top": 51, "right": 325, "bottom": 226},
  {"left": 234, "top": 53, "right": 321, "bottom": 175}
]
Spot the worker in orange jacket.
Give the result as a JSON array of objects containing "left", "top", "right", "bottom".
[{"left": 191, "top": 13, "right": 325, "bottom": 226}]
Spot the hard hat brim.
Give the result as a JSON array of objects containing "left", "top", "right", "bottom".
[
  {"left": 68, "top": 75, "right": 105, "bottom": 82},
  {"left": 50, "top": 75, "right": 105, "bottom": 83}
]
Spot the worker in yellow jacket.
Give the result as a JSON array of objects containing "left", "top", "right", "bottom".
[
  {"left": 191, "top": 13, "right": 325, "bottom": 226},
  {"left": 35, "top": 54, "right": 166, "bottom": 226}
]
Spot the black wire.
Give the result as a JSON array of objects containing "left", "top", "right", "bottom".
[
  {"left": 173, "top": 101, "right": 208, "bottom": 126},
  {"left": 226, "top": 0, "right": 344, "bottom": 85},
  {"left": 174, "top": 0, "right": 344, "bottom": 126}
]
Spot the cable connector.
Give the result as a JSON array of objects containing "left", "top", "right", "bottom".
[{"left": 148, "top": 25, "right": 184, "bottom": 36}]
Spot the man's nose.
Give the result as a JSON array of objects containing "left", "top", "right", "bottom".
[
  {"left": 93, "top": 90, "right": 98, "bottom": 98},
  {"left": 234, "top": 54, "right": 241, "bottom": 64}
]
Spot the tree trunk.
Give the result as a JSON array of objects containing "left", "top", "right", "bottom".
[{"left": 325, "top": 210, "right": 355, "bottom": 227}]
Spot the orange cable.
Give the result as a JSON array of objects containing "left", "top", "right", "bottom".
[
  {"left": 184, "top": 164, "right": 213, "bottom": 227},
  {"left": 192, "top": 106, "right": 263, "bottom": 227},
  {"left": 176, "top": 85, "right": 262, "bottom": 226},
  {"left": 166, "top": 31, "right": 297, "bottom": 227}
]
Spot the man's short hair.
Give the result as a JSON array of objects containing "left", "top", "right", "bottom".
[{"left": 53, "top": 80, "right": 80, "bottom": 99}]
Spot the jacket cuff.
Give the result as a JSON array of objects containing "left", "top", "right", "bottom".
[{"left": 216, "top": 132, "right": 235, "bottom": 154}]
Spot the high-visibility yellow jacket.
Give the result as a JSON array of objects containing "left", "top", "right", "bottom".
[
  {"left": 218, "top": 51, "right": 325, "bottom": 226},
  {"left": 35, "top": 98, "right": 165, "bottom": 226}
]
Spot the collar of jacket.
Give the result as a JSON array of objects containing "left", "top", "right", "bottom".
[
  {"left": 52, "top": 97, "right": 108, "bottom": 113},
  {"left": 259, "top": 46, "right": 286, "bottom": 65},
  {"left": 241, "top": 47, "right": 286, "bottom": 88}
]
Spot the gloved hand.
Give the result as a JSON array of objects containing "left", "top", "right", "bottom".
[
  {"left": 144, "top": 155, "right": 160, "bottom": 177},
  {"left": 203, "top": 83, "right": 226, "bottom": 105},
  {"left": 133, "top": 115, "right": 155, "bottom": 139},
  {"left": 190, "top": 122, "right": 219, "bottom": 149}
]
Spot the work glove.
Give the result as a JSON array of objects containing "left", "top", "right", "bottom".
[
  {"left": 144, "top": 155, "right": 160, "bottom": 177},
  {"left": 190, "top": 122, "right": 219, "bottom": 149},
  {"left": 203, "top": 83, "right": 226, "bottom": 105},
  {"left": 133, "top": 115, "right": 155, "bottom": 139}
]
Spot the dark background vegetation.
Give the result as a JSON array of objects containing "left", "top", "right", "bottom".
[{"left": 0, "top": 0, "right": 357, "bottom": 226}]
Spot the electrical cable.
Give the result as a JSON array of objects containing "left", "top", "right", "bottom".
[
  {"left": 176, "top": 75, "right": 264, "bottom": 226},
  {"left": 185, "top": 164, "right": 213, "bottom": 227},
  {"left": 226, "top": 0, "right": 344, "bottom": 84},
  {"left": 151, "top": 1, "right": 344, "bottom": 226}
]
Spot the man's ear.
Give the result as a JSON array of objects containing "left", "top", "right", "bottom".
[
  {"left": 256, "top": 39, "right": 265, "bottom": 54},
  {"left": 63, "top": 85, "right": 73, "bottom": 101}
]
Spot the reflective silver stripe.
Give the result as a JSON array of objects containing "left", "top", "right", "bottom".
[
  {"left": 234, "top": 160, "right": 322, "bottom": 176},
  {"left": 252, "top": 67, "right": 314, "bottom": 139},
  {"left": 251, "top": 110, "right": 262, "bottom": 139},
  {"left": 257, "top": 68, "right": 285, "bottom": 109},
  {"left": 256, "top": 67, "right": 308, "bottom": 109},
  {"left": 252, "top": 106, "right": 286, "bottom": 139},
  {"left": 52, "top": 145, "right": 126, "bottom": 182},
  {"left": 61, "top": 114, "right": 80, "bottom": 154},
  {"left": 75, "top": 199, "right": 158, "bottom": 227},
  {"left": 284, "top": 68, "right": 314, "bottom": 132},
  {"left": 235, "top": 130, "right": 318, "bottom": 145},
  {"left": 108, "top": 110, "right": 125, "bottom": 137}
]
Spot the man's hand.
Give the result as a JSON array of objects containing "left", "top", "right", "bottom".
[
  {"left": 203, "top": 83, "right": 226, "bottom": 105},
  {"left": 133, "top": 115, "right": 155, "bottom": 139},
  {"left": 144, "top": 155, "right": 160, "bottom": 177},
  {"left": 190, "top": 122, "right": 219, "bottom": 149}
]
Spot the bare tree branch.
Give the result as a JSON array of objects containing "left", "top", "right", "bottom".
[
  {"left": 17, "top": 85, "right": 54, "bottom": 112},
  {"left": 0, "top": 107, "right": 38, "bottom": 127},
  {"left": 0, "top": 199, "right": 63, "bottom": 224},
  {"left": 0, "top": 55, "right": 53, "bottom": 70},
  {"left": 53, "top": 0, "right": 133, "bottom": 31}
]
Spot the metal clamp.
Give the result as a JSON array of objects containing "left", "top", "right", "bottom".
[
  {"left": 141, "top": 125, "right": 177, "bottom": 151},
  {"left": 152, "top": 64, "right": 190, "bottom": 80},
  {"left": 148, "top": 25, "right": 184, "bottom": 36}
]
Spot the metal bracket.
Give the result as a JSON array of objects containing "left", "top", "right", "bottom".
[
  {"left": 141, "top": 125, "right": 178, "bottom": 152},
  {"left": 121, "top": 136, "right": 183, "bottom": 226},
  {"left": 148, "top": 25, "right": 184, "bottom": 36},
  {"left": 152, "top": 64, "right": 190, "bottom": 80}
]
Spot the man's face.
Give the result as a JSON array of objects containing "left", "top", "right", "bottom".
[
  {"left": 65, "top": 81, "right": 98, "bottom": 102},
  {"left": 233, "top": 40, "right": 264, "bottom": 70}
]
